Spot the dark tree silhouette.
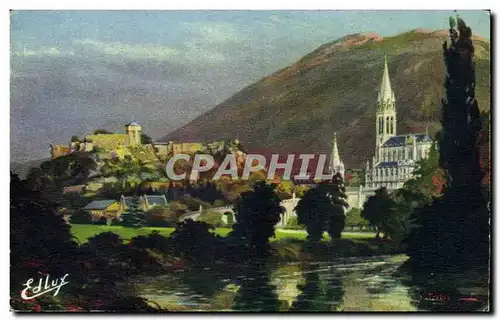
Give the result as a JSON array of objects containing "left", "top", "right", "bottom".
[
  {"left": 120, "top": 196, "right": 146, "bottom": 228},
  {"left": 230, "top": 181, "right": 283, "bottom": 256},
  {"left": 295, "top": 174, "right": 348, "bottom": 242},
  {"left": 290, "top": 264, "right": 344, "bottom": 312},
  {"left": 232, "top": 262, "right": 281, "bottom": 312},
  {"left": 361, "top": 187, "right": 398, "bottom": 239},
  {"left": 10, "top": 172, "right": 81, "bottom": 310},
  {"left": 141, "top": 133, "right": 153, "bottom": 145},
  {"left": 69, "top": 209, "right": 93, "bottom": 224},
  {"left": 327, "top": 173, "right": 349, "bottom": 239},
  {"left": 169, "top": 219, "right": 221, "bottom": 263},
  {"left": 408, "top": 17, "right": 490, "bottom": 270},
  {"left": 295, "top": 184, "right": 333, "bottom": 242}
]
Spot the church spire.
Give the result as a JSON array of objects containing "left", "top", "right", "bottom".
[
  {"left": 379, "top": 54, "right": 394, "bottom": 104},
  {"left": 329, "top": 132, "right": 345, "bottom": 178}
]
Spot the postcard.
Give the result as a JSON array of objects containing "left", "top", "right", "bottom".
[{"left": 10, "top": 10, "right": 491, "bottom": 312}]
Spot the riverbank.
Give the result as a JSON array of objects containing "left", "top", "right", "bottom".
[
  {"left": 70, "top": 224, "right": 376, "bottom": 243},
  {"left": 271, "top": 238, "right": 404, "bottom": 262}
]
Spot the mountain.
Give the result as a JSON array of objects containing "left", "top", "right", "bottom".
[{"left": 163, "top": 29, "right": 491, "bottom": 168}]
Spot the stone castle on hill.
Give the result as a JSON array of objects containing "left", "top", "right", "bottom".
[{"left": 50, "top": 122, "right": 215, "bottom": 160}]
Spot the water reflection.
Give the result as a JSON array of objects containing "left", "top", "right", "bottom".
[
  {"left": 289, "top": 263, "right": 344, "bottom": 312},
  {"left": 232, "top": 261, "right": 281, "bottom": 312},
  {"left": 136, "top": 255, "right": 489, "bottom": 312}
]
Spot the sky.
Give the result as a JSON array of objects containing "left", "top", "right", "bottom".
[{"left": 10, "top": 10, "right": 490, "bottom": 162}]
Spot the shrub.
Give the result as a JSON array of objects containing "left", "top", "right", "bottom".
[
  {"left": 144, "top": 205, "right": 181, "bottom": 227},
  {"left": 70, "top": 210, "right": 93, "bottom": 224},
  {"left": 198, "top": 211, "right": 223, "bottom": 227}
]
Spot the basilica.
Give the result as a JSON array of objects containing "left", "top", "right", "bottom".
[{"left": 363, "top": 56, "right": 433, "bottom": 190}]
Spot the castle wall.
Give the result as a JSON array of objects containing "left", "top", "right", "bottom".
[
  {"left": 50, "top": 145, "right": 74, "bottom": 159},
  {"left": 85, "top": 134, "right": 127, "bottom": 151}
]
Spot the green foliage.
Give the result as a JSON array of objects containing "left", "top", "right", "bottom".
[
  {"left": 179, "top": 195, "right": 212, "bottom": 211},
  {"left": 120, "top": 196, "right": 146, "bottom": 228},
  {"left": 70, "top": 210, "right": 93, "bottom": 224},
  {"left": 327, "top": 176, "right": 349, "bottom": 239},
  {"left": 28, "top": 154, "right": 97, "bottom": 200},
  {"left": 144, "top": 205, "right": 181, "bottom": 227},
  {"left": 70, "top": 135, "right": 80, "bottom": 142},
  {"left": 295, "top": 185, "right": 333, "bottom": 242},
  {"left": 295, "top": 175, "right": 348, "bottom": 242},
  {"left": 141, "top": 133, "right": 153, "bottom": 145},
  {"left": 361, "top": 187, "right": 408, "bottom": 241},
  {"left": 10, "top": 173, "right": 80, "bottom": 307},
  {"left": 449, "top": 16, "right": 456, "bottom": 29},
  {"left": 284, "top": 215, "right": 305, "bottom": 230},
  {"left": 94, "top": 217, "right": 108, "bottom": 225},
  {"left": 110, "top": 218, "right": 122, "bottom": 226},
  {"left": 404, "top": 141, "right": 445, "bottom": 198},
  {"left": 93, "top": 129, "right": 111, "bottom": 134},
  {"left": 169, "top": 219, "right": 221, "bottom": 263},
  {"left": 275, "top": 181, "right": 295, "bottom": 199},
  {"left": 168, "top": 201, "right": 189, "bottom": 217},
  {"left": 344, "top": 208, "right": 369, "bottom": 228},
  {"left": 231, "top": 181, "right": 283, "bottom": 256},
  {"left": 198, "top": 211, "right": 223, "bottom": 227}
]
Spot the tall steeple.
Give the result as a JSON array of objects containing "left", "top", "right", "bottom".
[
  {"left": 329, "top": 132, "right": 345, "bottom": 178},
  {"left": 378, "top": 54, "right": 395, "bottom": 104},
  {"left": 375, "top": 54, "right": 397, "bottom": 158}
]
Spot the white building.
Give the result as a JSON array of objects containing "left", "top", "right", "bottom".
[{"left": 364, "top": 55, "right": 433, "bottom": 190}]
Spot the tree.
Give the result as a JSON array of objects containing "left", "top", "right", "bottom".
[
  {"left": 93, "top": 129, "right": 111, "bottom": 134},
  {"left": 404, "top": 141, "right": 445, "bottom": 199},
  {"left": 408, "top": 18, "right": 489, "bottom": 269},
  {"left": 361, "top": 187, "right": 398, "bottom": 239},
  {"left": 344, "top": 208, "right": 369, "bottom": 230},
  {"left": 120, "top": 196, "right": 146, "bottom": 228},
  {"left": 294, "top": 174, "right": 347, "bottom": 242},
  {"left": 230, "top": 181, "right": 283, "bottom": 256},
  {"left": 70, "top": 210, "right": 93, "bottom": 224},
  {"left": 169, "top": 219, "right": 221, "bottom": 263},
  {"left": 275, "top": 180, "right": 295, "bottom": 199},
  {"left": 101, "top": 157, "right": 154, "bottom": 191},
  {"left": 144, "top": 205, "right": 180, "bottom": 227},
  {"left": 197, "top": 210, "right": 223, "bottom": 227},
  {"left": 295, "top": 184, "right": 333, "bottom": 242},
  {"left": 71, "top": 135, "right": 80, "bottom": 142},
  {"left": 141, "top": 133, "right": 153, "bottom": 145},
  {"left": 326, "top": 173, "right": 349, "bottom": 239},
  {"left": 10, "top": 173, "right": 80, "bottom": 310}
]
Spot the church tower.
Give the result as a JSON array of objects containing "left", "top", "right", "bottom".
[
  {"left": 375, "top": 55, "right": 397, "bottom": 162},
  {"left": 329, "top": 132, "right": 345, "bottom": 179},
  {"left": 125, "top": 122, "right": 142, "bottom": 146}
]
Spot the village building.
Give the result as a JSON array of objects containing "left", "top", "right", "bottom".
[{"left": 81, "top": 200, "right": 120, "bottom": 220}]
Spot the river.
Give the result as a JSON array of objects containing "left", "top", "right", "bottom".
[{"left": 136, "top": 255, "right": 489, "bottom": 312}]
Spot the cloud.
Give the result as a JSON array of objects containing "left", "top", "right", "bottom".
[
  {"left": 73, "top": 39, "right": 181, "bottom": 61},
  {"left": 183, "top": 21, "right": 240, "bottom": 43},
  {"left": 11, "top": 46, "right": 75, "bottom": 57}
]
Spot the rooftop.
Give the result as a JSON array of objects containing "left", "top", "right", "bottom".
[
  {"left": 382, "top": 134, "right": 433, "bottom": 147},
  {"left": 82, "top": 200, "right": 117, "bottom": 210}
]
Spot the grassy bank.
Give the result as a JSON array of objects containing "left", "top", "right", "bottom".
[{"left": 70, "top": 224, "right": 376, "bottom": 244}]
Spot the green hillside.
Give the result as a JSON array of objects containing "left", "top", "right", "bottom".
[{"left": 164, "top": 29, "right": 490, "bottom": 168}]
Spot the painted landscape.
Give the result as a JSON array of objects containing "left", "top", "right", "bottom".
[{"left": 10, "top": 11, "right": 491, "bottom": 312}]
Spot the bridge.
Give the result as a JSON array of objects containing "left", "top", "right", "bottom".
[{"left": 178, "top": 185, "right": 388, "bottom": 226}]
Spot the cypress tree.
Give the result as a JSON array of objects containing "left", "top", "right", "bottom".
[{"left": 120, "top": 196, "right": 146, "bottom": 228}]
